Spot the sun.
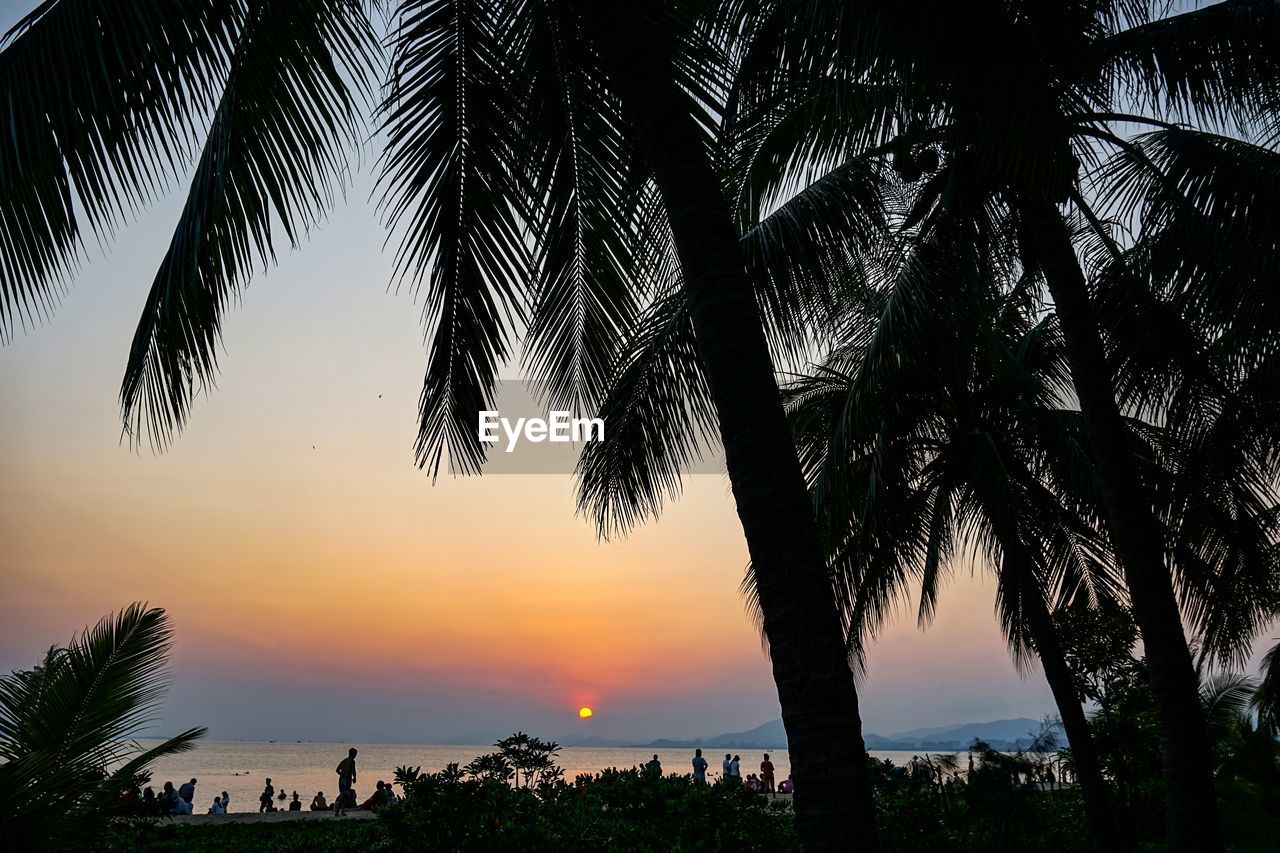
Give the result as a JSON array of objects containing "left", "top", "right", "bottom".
[{"left": 578, "top": 706, "right": 593, "bottom": 719}]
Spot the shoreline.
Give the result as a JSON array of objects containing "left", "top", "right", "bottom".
[{"left": 165, "top": 791, "right": 796, "bottom": 825}]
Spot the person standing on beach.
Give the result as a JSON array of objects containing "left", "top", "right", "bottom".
[
  {"left": 692, "top": 748, "right": 708, "bottom": 784},
  {"left": 646, "top": 754, "right": 662, "bottom": 777},
  {"left": 730, "top": 755, "right": 741, "bottom": 780},
  {"left": 336, "top": 747, "right": 358, "bottom": 816},
  {"left": 259, "top": 778, "right": 274, "bottom": 813},
  {"left": 722, "top": 753, "right": 732, "bottom": 781},
  {"left": 760, "top": 755, "right": 776, "bottom": 797}
]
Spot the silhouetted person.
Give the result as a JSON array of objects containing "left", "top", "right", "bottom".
[
  {"left": 289, "top": 791, "right": 302, "bottom": 811},
  {"left": 259, "top": 778, "right": 274, "bottom": 813},
  {"left": 646, "top": 754, "right": 662, "bottom": 777},
  {"left": 159, "top": 781, "right": 182, "bottom": 816},
  {"left": 336, "top": 747, "right": 358, "bottom": 815},
  {"left": 209, "top": 796, "right": 225, "bottom": 815},
  {"left": 360, "top": 780, "right": 390, "bottom": 810},
  {"left": 760, "top": 754, "right": 776, "bottom": 797},
  {"left": 311, "top": 791, "right": 328, "bottom": 811},
  {"left": 178, "top": 777, "right": 197, "bottom": 807},
  {"left": 692, "top": 748, "right": 708, "bottom": 783},
  {"left": 219, "top": 791, "right": 230, "bottom": 812},
  {"left": 722, "top": 753, "right": 732, "bottom": 780},
  {"left": 730, "top": 755, "right": 741, "bottom": 779}
]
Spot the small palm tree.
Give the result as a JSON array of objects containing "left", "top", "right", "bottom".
[{"left": 0, "top": 604, "right": 205, "bottom": 847}]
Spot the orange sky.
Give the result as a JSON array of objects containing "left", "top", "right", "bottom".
[{"left": 0, "top": 176, "right": 1077, "bottom": 743}]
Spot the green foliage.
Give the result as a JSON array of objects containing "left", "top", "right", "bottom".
[
  {"left": 382, "top": 765, "right": 796, "bottom": 852},
  {"left": 867, "top": 750, "right": 1089, "bottom": 853},
  {"left": 493, "top": 732, "right": 563, "bottom": 788},
  {"left": 113, "top": 818, "right": 382, "bottom": 852},
  {"left": 1053, "top": 603, "right": 1140, "bottom": 705},
  {"left": 0, "top": 604, "right": 205, "bottom": 849}
]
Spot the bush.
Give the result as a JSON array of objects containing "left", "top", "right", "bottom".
[{"left": 379, "top": 767, "right": 796, "bottom": 851}]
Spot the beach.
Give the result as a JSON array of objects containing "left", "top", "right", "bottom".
[{"left": 139, "top": 739, "right": 921, "bottom": 813}]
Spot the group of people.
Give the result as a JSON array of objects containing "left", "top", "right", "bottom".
[
  {"left": 252, "top": 749, "right": 399, "bottom": 816},
  {"left": 133, "top": 746, "right": 397, "bottom": 818},
  {"left": 688, "top": 749, "right": 793, "bottom": 796},
  {"left": 123, "top": 778, "right": 232, "bottom": 817},
  {"left": 256, "top": 779, "right": 307, "bottom": 812}
]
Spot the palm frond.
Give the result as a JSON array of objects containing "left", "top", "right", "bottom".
[
  {"left": 1199, "top": 669, "right": 1256, "bottom": 740},
  {"left": 574, "top": 285, "right": 718, "bottom": 537},
  {"left": 121, "top": 0, "right": 381, "bottom": 446},
  {"left": 1101, "top": 0, "right": 1280, "bottom": 129},
  {"left": 378, "top": 0, "right": 531, "bottom": 477},
  {"left": 0, "top": 0, "right": 241, "bottom": 341},
  {"left": 521, "top": 0, "right": 642, "bottom": 415}
]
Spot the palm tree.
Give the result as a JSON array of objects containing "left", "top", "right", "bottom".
[
  {"left": 0, "top": 2, "right": 880, "bottom": 844},
  {"left": 775, "top": 229, "right": 1127, "bottom": 853},
  {"left": 0, "top": 604, "right": 205, "bottom": 847},
  {"left": 725, "top": 3, "right": 1280, "bottom": 846},
  {"left": 1255, "top": 640, "right": 1280, "bottom": 736}
]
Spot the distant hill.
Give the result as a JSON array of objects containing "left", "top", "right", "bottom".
[
  {"left": 633, "top": 719, "right": 787, "bottom": 749},
  {"left": 638, "top": 716, "right": 1052, "bottom": 752},
  {"left": 871, "top": 718, "right": 1050, "bottom": 750}
]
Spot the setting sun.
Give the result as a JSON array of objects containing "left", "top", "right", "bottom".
[{"left": 578, "top": 706, "right": 593, "bottom": 719}]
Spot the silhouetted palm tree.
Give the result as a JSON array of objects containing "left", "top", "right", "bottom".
[
  {"left": 726, "top": 3, "right": 1280, "bottom": 847},
  {"left": 0, "top": 2, "right": 880, "bottom": 844},
  {"left": 0, "top": 604, "right": 205, "bottom": 847},
  {"left": 775, "top": 230, "right": 1127, "bottom": 853}
]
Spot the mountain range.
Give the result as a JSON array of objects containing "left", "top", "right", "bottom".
[{"left": 545, "top": 717, "right": 1052, "bottom": 751}]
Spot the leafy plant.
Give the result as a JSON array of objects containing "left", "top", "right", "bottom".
[{"left": 0, "top": 604, "right": 205, "bottom": 848}]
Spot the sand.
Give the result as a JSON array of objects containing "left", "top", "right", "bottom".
[
  {"left": 167, "top": 809, "right": 377, "bottom": 825},
  {"left": 166, "top": 791, "right": 793, "bottom": 826}
]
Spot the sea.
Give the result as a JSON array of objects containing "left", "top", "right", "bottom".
[{"left": 137, "top": 740, "right": 941, "bottom": 814}]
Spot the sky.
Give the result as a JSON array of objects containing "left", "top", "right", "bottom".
[
  {"left": 0, "top": 165, "right": 1064, "bottom": 743},
  {"left": 1, "top": 0, "right": 1270, "bottom": 747}
]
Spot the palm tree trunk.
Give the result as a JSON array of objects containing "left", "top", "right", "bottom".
[
  {"left": 1023, "top": 595, "right": 1125, "bottom": 852},
  {"left": 1017, "top": 195, "right": 1220, "bottom": 853},
  {"left": 577, "top": 5, "right": 878, "bottom": 849}
]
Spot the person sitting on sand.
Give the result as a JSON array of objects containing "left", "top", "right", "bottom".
[
  {"left": 359, "top": 781, "right": 390, "bottom": 810},
  {"left": 209, "top": 797, "right": 225, "bottom": 815},
  {"left": 159, "top": 781, "right": 186, "bottom": 816},
  {"left": 778, "top": 774, "right": 794, "bottom": 794},
  {"left": 259, "top": 778, "right": 274, "bottom": 813},
  {"left": 760, "top": 754, "right": 776, "bottom": 797},
  {"left": 384, "top": 783, "right": 399, "bottom": 806},
  {"left": 289, "top": 791, "right": 302, "bottom": 811},
  {"left": 311, "top": 791, "right": 328, "bottom": 811},
  {"left": 219, "top": 791, "right": 230, "bottom": 812},
  {"left": 178, "top": 778, "right": 197, "bottom": 808}
]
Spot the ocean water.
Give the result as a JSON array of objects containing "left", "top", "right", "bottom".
[{"left": 137, "top": 740, "right": 939, "bottom": 813}]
